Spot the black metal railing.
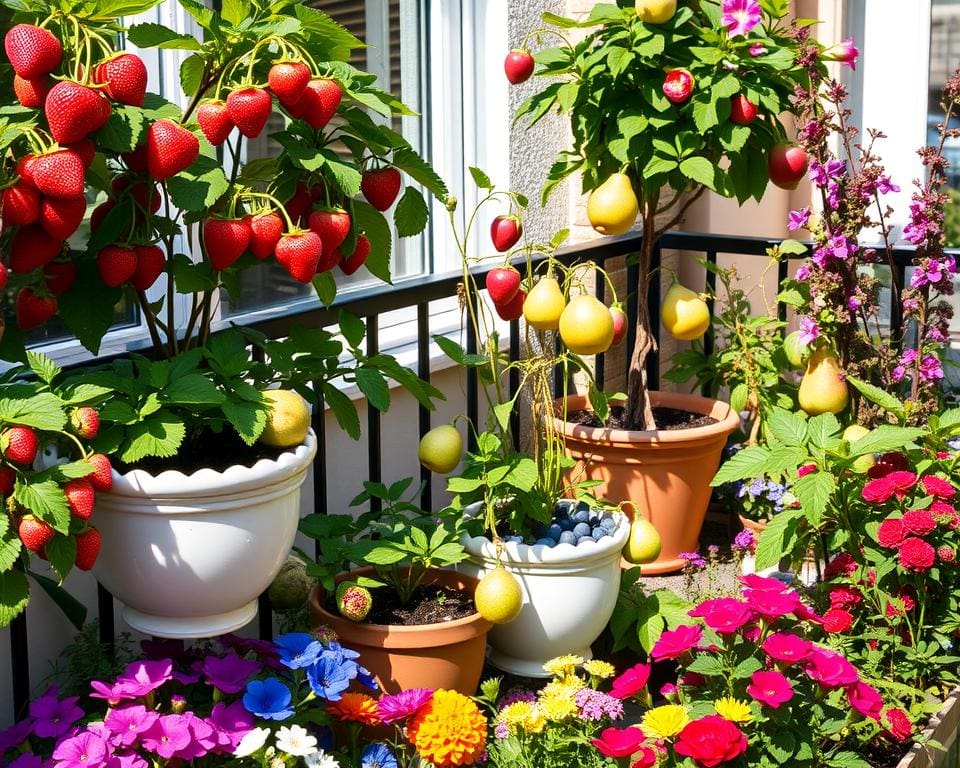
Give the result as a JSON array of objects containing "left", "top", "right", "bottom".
[{"left": 3, "top": 229, "right": 952, "bottom": 722}]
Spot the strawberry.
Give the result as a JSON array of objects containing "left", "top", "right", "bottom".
[
  {"left": 338, "top": 234, "right": 371, "bottom": 276},
  {"left": 284, "top": 183, "right": 311, "bottom": 225},
  {"left": 0, "top": 466, "right": 14, "bottom": 496},
  {"left": 504, "top": 49, "right": 535, "bottom": 84},
  {"left": 39, "top": 196, "right": 86, "bottom": 240},
  {"left": 74, "top": 527, "right": 102, "bottom": 571},
  {"left": 729, "top": 94, "right": 758, "bottom": 126},
  {"left": 94, "top": 53, "right": 147, "bottom": 106},
  {"left": 18, "top": 516, "right": 54, "bottom": 554},
  {"left": 14, "top": 74, "right": 50, "bottom": 108},
  {"left": 246, "top": 212, "right": 284, "bottom": 259},
  {"left": 610, "top": 304, "right": 628, "bottom": 345},
  {"left": 97, "top": 245, "right": 137, "bottom": 287},
  {"left": 298, "top": 79, "right": 342, "bottom": 130},
  {"left": 203, "top": 218, "right": 251, "bottom": 270},
  {"left": 44, "top": 260, "right": 78, "bottom": 295},
  {"left": 122, "top": 143, "right": 149, "bottom": 173},
  {"left": 147, "top": 119, "right": 199, "bottom": 180},
  {"left": 5, "top": 25, "right": 62, "bottom": 79},
  {"left": 197, "top": 100, "right": 234, "bottom": 146},
  {"left": 69, "top": 406, "right": 100, "bottom": 440},
  {"left": 15, "top": 288, "right": 57, "bottom": 329},
  {"left": 16, "top": 154, "right": 37, "bottom": 188},
  {"left": 66, "top": 138, "right": 96, "bottom": 169},
  {"left": 274, "top": 232, "right": 323, "bottom": 283},
  {"left": 64, "top": 478, "right": 95, "bottom": 519},
  {"left": 226, "top": 87, "right": 273, "bottom": 138},
  {"left": 3, "top": 426, "right": 38, "bottom": 465},
  {"left": 490, "top": 215, "right": 522, "bottom": 252},
  {"left": 131, "top": 245, "right": 165, "bottom": 291},
  {"left": 308, "top": 208, "right": 351, "bottom": 257},
  {"left": 90, "top": 200, "right": 115, "bottom": 232},
  {"left": 2, "top": 182, "right": 41, "bottom": 226},
  {"left": 269, "top": 61, "right": 311, "bottom": 105},
  {"left": 495, "top": 289, "right": 526, "bottom": 321},
  {"left": 29, "top": 149, "right": 85, "bottom": 199},
  {"left": 315, "top": 247, "right": 340, "bottom": 274},
  {"left": 10, "top": 224, "right": 63, "bottom": 273},
  {"left": 485, "top": 266, "right": 521, "bottom": 304},
  {"left": 45, "top": 81, "right": 112, "bottom": 145},
  {"left": 361, "top": 167, "right": 402, "bottom": 211},
  {"left": 86, "top": 454, "right": 113, "bottom": 492}
]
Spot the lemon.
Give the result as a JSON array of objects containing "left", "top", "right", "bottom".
[
  {"left": 260, "top": 389, "right": 310, "bottom": 447},
  {"left": 418, "top": 424, "right": 463, "bottom": 474},
  {"left": 661, "top": 284, "right": 710, "bottom": 341},
  {"left": 623, "top": 517, "right": 662, "bottom": 564},
  {"left": 474, "top": 566, "right": 523, "bottom": 624}
]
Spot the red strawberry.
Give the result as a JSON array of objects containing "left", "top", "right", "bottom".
[
  {"left": 269, "top": 61, "right": 311, "bottom": 105},
  {"left": 339, "top": 234, "right": 371, "bottom": 276},
  {"left": 361, "top": 167, "right": 402, "bottom": 211},
  {"left": 97, "top": 245, "right": 138, "bottom": 287},
  {"left": 315, "top": 247, "right": 340, "bottom": 274},
  {"left": 197, "top": 100, "right": 234, "bottom": 146},
  {"left": 485, "top": 266, "right": 521, "bottom": 304},
  {"left": 203, "top": 218, "right": 251, "bottom": 270},
  {"left": 662, "top": 68, "right": 694, "bottom": 104},
  {"left": 29, "top": 150, "right": 85, "bottom": 199},
  {"left": 131, "top": 245, "right": 165, "bottom": 291},
  {"left": 226, "top": 87, "right": 273, "bottom": 138},
  {"left": 3, "top": 426, "right": 38, "bottom": 465},
  {"left": 93, "top": 53, "right": 147, "bottom": 106},
  {"left": 14, "top": 74, "right": 50, "bottom": 108},
  {"left": 2, "top": 183, "right": 40, "bottom": 226},
  {"left": 490, "top": 215, "right": 522, "bottom": 252},
  {"left": 44, "top": 260, "right": 77, "bottom": 295},
  {"left": 284, "top": 183, "right": 311, "bottom": 225},
  {"left": 39, "top": 196, "right": 86, "bottom": 240},
  {"left": 18, "top": 516, "right": 54, "bottom": 554},
  {"left": 90, "top": 200, "right": 115, "bottom": 232},
  {"left": 74, "top": 527, "right": 101, "bottom": 571},
  {"left": 69, "top": 407, "right": 100, "bottom": 440},
  {"left": 15, "top": 288, "right": 57, "bottom": 329},
  {"left": 66, "top": 138, "right": 96, "bottom": 169},
  {"left": 308, "top": 208, "right": 351, "bottom": 257},
  {"left": 495, "top": 289, "right": 526, "bottom": 321},
  {"left": 0, "top": 263, "right": 8, "bottom": 293},
  {"left": 300, "top": 79, "right": 342, "bottom": 130},
  {"left": 16, "top": 154, "right": 37, "bottom": 188},
  {"left": 274, "top": 232, "right": 323, "bottom": 283},
  {"left": 122, "top": 143, "right": 148, "bottom": 173},
  {"left": 5, "top": 25, "right": 62, "bottom": 78},
  {"left": 503, "top": 49, "right": 535, "bottom": 84},
  {"left": 64, "top": 478, "right": 95, "bottom": 519},
  {"left": 0, "top": 466, "right": 14, "bottom": 496},
  {"left": 86, "top": 454, "right": 113, "bottom": 491},
  {"left": 246, "top": 212, "right": 284, "bottom": 259},
  {"left": 147, "top": 119, "right": 199, "bottom": 180},
  {"left": 10, "top": 225, "right": 63, "bottom": 273},
  {"left": 45, "top": 81, "right": 112, "bottom": 145}
]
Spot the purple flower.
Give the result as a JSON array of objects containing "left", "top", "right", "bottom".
[
  {"left": 52, "top": 731, "right": 110, "bottom": 768},
  {"left": 749, "top": 43, "right": 767, "bottom": 56},
  {"left": 721, "top": 0, "right": 761, "bottom": 36},
  {"left": 733, "top": 530, "right": 755, "bottom": 551},
  {"left": 877, "top": 176, "right": 900, "bottom": 195},
  {"left": 172, "top": 713, "right": 216, "bottom": 760},
  {"left": 823, "top": 37, "right": 859, "bottom": 69},
  {"left": 494, "top": 722, "right": 509, "bottom": 740},
  {"left": 207, "top": 701, "right": 255, "bottom": 751},
  {"left": 108, "top": 753, "right": 147, "bottom": 768},
  {"left": 29, "top": 689, "right": 83, "bottom": 739},
  {"left": 139, "top": 715, "right": 192, "bottom": 759},
  {"left": 376, "top": 689, "right": 434, "bottom": 724},
  {"left": 220, "top": 635, "right": 282, "bottom": 668},
  {"left": 921, "top": 355, "right": 945, "bottom": 382},
  {"left": 787, "top": 207, "right": 811, "bottom": 231},
  {"left": 103, "top": 706, "right": 158, "bottom": 748},
  {"left": 795, "top": 264, "right": 812, "bottom": 281},
  {"left": 9, "top": 753, "right": 45, "bottom": 768},
  {"left": 0, "top": 718, "right": 35, "bottom": 752},
  {"left": 574, "top": 689, "right": 624, "bottom": 721},
  {"left": 799, "top": 317, "right": 820, "bottom": 346},
  {"left": 93, "top": 660, "right": 172, "bottom": 702},
  {"left": 202, "top": 652, "right": 262, "bottom": 694},
  {"left": 498, "top": 689, "right": 537, "bottom": 709},
  {"left": 679, "top": 551, "right": 707, "bottom": 570}
]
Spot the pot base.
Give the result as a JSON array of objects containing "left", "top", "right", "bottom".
[
  {"left": 122, "top": 600, "right": 256, "bottom": 639},
  {"left": 487, "top": 645, "right": 594, "bottom": 678},
  {"left": 621, "top": 555, "right": 691, "bottom": 575}
]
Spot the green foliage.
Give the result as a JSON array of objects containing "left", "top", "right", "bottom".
[{"left": 610, "top": 567, "right": 693, "bottom": 654}]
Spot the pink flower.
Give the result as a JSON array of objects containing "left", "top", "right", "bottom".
[
  {"left": 206, "top": 701, "right": 255, "bottom": 751},
  {"left": 762, "top": 632, "right": 812, "bottom": 664},
  {"left": 901, "top": 508, "right": 937, "bottom": 536},
  {"left": 52, "top": 731, "right": 110, "bottom": 768},
  {"left": 609, "top": 663, "right": 652, "bottom": 700},
  {"left": 650, "top": 625, "right": 703, "bottom": 661},
  {"left": 591, "top": 726, "right": 646, "bottom": 758},
  {"left": 876, "top": 518, "right": 905, "bottom": 548},
  {"left": 821, "top": 608, "right": 853, "bottom": 634},
  {"left": 721, "top": 0, "right": 761, "bottom": 37},
  {"left": 740, "top": 574, "right": 789, "bottom": 593},
  {"left": 923, "top": 475, "right": 956, "bottom": 499},
  {"left": 823, "top": 37, "right": 859, "bottom": 69},
  {"left": 804, "top": 647, "right": 859, "bottom": 688},
  {"left": 675, "top": 715, "right": 747, "bottom": 767},
  {"left": 898, "top": 537, "right": 936, "bottom": 572},
  {"left": 746, "top": 670, "right": 794, "bottom": 709},
  {"left": 688, "top": 598, "right": 754, "bottom": 635},
  {"left": 742, "top": 589, "right": 800, "bottom": 620},
  {"left": 828, "top": 586, "right": 861, "bottom": 609},
  {"left": 377, "top": 689, "right": 434, "bottom": 724},
  {"left": 847, "top": 681, "right": 883, "bottom": 720},
  {"left": 823, "top": 552, "right": 857, "bottom": 579},
  {"left": 140, "top": 715, "right": 192, "bottom": 759},
  {"left": 29, "top": 688, "right": 83, "bottom": 739},
  {"left": 881, "top": 708, "right": 913, "bottom": 742},
  {"left": 797, "top": 463, "right": 818, "bottom": 478},
  {"left": 103, "top": 705, "right": 158, "bottom": 748},
  {"left": 748, "top": 43, "right": 767, "bottom": 56}
]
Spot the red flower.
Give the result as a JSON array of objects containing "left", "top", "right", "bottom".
[
  {"left": 868, "top": 452, "right": 909, "bottom": 478},
  {"left": 823, "top": 552, "right": 857, "bottom": 579},
  {"left": 591, "top": 726, "right": 646, "bottom": 758},
  {"left": 828, "top": 586, "right": 861, "bottom": 609},
  {"left": 876, "top": 518, "right": 905, "bottom": 548},
  {"left": 922, "top": 475, "right": 956, "bottom": 499},
  {"left": 901, "top": 508, "right": 936, "bottom": 536},
  {"left": 742, "top": 589, "right": 800, "bottom": 620},
  {"left": 609, "top": 663, "right": 651, "bottom": 700},
  {"left": 822, "top": 608, "right": 854, "bottom": 634},
  {"left": 688, "top": 598, "right": 754, "bottom": 635},
  {"left": 740, "top": 574, "right": 789, "bottom": 593},
  {"left": 761, "top": 632, "right": 813, "bottom": 664},
  {"left": 847, "top": 681, "right": 884, "bottom": 721},
  {"left": 886, "top": 590, "right": 917, "bottom": 617},
  {"left": 804, "top": 646, "right": 859, "bottom": 688},
  {"left": 650, "top": 625, "right": 703, "bottom": 661},
  {"left": 797, "top": 463, "right": 817, "bottom": 478},
  {"left": 682, "top": 672, "right": 706, "bottom": 687},
  {"left": 863, "top": 471, "right": 917, "bottom": 503},
  {"left": 631, "top": 748, "right": 657, "bottom": 768},
  {"left": 938, "top": 545, "right": 955, "bottom": 564},
  {"left": 746, "top": 670, "right": 793, "bottom": 709},
  {"left": 930, "top": 500, "right": 957, "bottom": 524},
  {"left": 674, "top": 715, "right": 747, "bottom": 767},
  {"left": 881, "top": 708, "right": 913, "bottom": 742},
  {"left": 898, "top": 537, "right": 935, "bottom": 572}
]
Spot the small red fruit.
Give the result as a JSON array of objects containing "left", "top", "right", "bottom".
[
  {"left": 0, "top": 466, "right": 14, "bottom": 496},
  {"left": 74, "top": 527, "right": 102, "bottom": 571},
  {"left": 44, "top": 81, "right": 112, "bottom": 145},
  {"left": 15, "top": 289, "right": 57, "bottom": 329},
  {"left": 64, "top": 478, "right": 95, "bottom": 519},
  {"left": 10, "top": 225, "right": 63, "bottom": 273},
  {"left": 485, "top": 267, "right": 521, "bottom": 304},
  {"left": 610, "top": 305, "right": 628, "bottom": 346},
  {"left": 308, "top": 208, "right": 351, "bottom": 257},
  {"left": 275, "top": 232, "right": 323, "bottom": 283},
  {"left": 2, "top": 183, "right": 41, "bottom": 226},
  {"left": 14, "top": 74, "right": 50, "bottom": 108},
  {"left": 97, "top": 245, "right": 138, "bottom": 287},
  {"left": 86, "top": 454, "right": 113, "bottom": 492},
  {"left": 361, "top": 167, "right": 402, "bottom": 211},
  {"left": 70, "top": 407, "right": 100, "bottom": 440},
  {"left": 39, "top": 196, "right": 86, "bottom": 240},
  {"left": 122, "top": 143, "right": 149, "bottom": 173},
  {"left": 147, "top": 119, "right": 200, "bottom": 181},
  {"left": 94, "top": 53, "right": 148, "bottom": 106},
  {"left": 5, "top": 25, "right": 62, "bottom": 79},
  {"left": 268, "top": 61, "right": 311, "bottom": 105},
  {"left": 768, "top": 143, "right": 810, "bottom": 190},
  {"left": 730, "top": 94, "right": 758, "bottom": 125},
  {"left": 197, "top": 100, "right": 234, "bottom": 146},
  {"left": 495, "top": 289, "right": 526, "bottom": 321},
  {"left": 490, "top": 215, "right": 522, "bottom": 252},
  {"left": 131, "top": 245, "right": 166, "bottom": 291},
  {"left": 284, "top": 183, "right": 311, "bottom": 225},
  {"left": 67, "top": 139, "right": 96, "bottom": 169},
  {"left": 29, "top": 149, "right": 85, "bottom": 199},
  {"left": 18, "top": 516, "right": 54, "bottom": 554},
  {"left": 504, "top": 49, "right": 535, "bottom": 84},
  {"left": 44, "top": 261, "right": 78, "bottom": 295},
  {"left": 338, "top": 235, "right": 371, "bottom": 276},
  {"left": 298, "top": 79, "right": 342, "bottom": 130},
  {"left": 4, "top": 426, "right": 38, "bottom": 465},
  {"left": 203, "top": 218, "right": 252, "bottom": 270},
  {"left": 226, "top": 87, "right": 273, "bottom": 138},
  {"left": 662, "top": 68, "right": 694, "bottom": 104},
  {"left": 246, "top": 212, "right": 284, "bottom": 260}
]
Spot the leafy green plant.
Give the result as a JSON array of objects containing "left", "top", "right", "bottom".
[{"left": 609, "top": 566, "right": 693, "bottom": 656}]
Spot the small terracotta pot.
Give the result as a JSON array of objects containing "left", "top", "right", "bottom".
[
  {"left": 554, "top": 392, "right": 740, "bottom": 575},
  {"left": 308, "top": 568, "right": 491, "bottom": 695},
  {"left": 738, "top": 515, "right": 767, "bottom": 536}
]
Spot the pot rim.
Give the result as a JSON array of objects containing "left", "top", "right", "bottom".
[{"left": 555, "top": 392, "right": 740, "bottom": 446}]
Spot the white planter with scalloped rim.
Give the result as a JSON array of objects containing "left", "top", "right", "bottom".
[
  {"left": 93, "top": 430, "right": 317, "bottom": 638},
  {"left": 459, "top": 506, "right": 629, "bottom": 677}
]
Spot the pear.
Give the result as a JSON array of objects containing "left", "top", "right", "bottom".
[
  {"left": 418, "top": 424, "right": 463, "bottom": 474},
  {"left": 523, "top": 276, "right": 566, "bottom": 331},
  {"left": 623, "top": 516, "right": 662, "bottom": 564},
  {"left": 661, "top": 283, "right": 710, "bottom": 341},
  {"left": 635, "top": 0, "right": 677, "bottom": 24},
  {"left": 798, "top": 347, "right": 849, "bottom": 416},
  {"left": 843, "top": 424, "right": 875, "bottom": 473},
  {"left": 475, "top": 566, "right": 523, "bottom": 624},
  {"left": 782, "top": 330, "right": 811, "bottom": 369},
  {"left": 587, "top": 173, "right": 639, "bottom": 236}
]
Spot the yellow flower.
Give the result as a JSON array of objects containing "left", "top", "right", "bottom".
[
  {"left": 539, "top": 691, "right": 578, "bottom": 722},
  {"left": 582, "top": 660, "right": 616, "bottom": 679},
  {"left": 542, "top": 654, "right": 584, "bottom": 678},
  {"left": 540, "top": 675, "right": 584, "bottom": 701},
  {"left": 714, "top": 697, "right": 753, "bottom": 724},
  {"left": 642, "top": 704, "right": 690, "bottom": 739},
  {"left": 407, "top": 689, "right": 487, "bottom": 767}
]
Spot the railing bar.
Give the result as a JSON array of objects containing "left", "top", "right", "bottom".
[
  {"left": 777, "top": 258, "right": 789, "bottom": 323},
  {"left": 595, "top": 267, "right": 605, "bottom": 391},
  {"left": 647, "top": 241, "right": 662, "bottom": 391},
  {"left": 258, "top": 594, "right": 272, "bottom": 640},
  {"left": 701, "top": 250, "right": 718, "bottom": 397},
  {"left": 466, "top": 294, "right": 479, "bottom": 454},
  {"left": 366, "top": 318, "right": 382, "bottom": 513},
  {"left": 10, "top": 611, "right": 28, "bottom": 717},
  {"left": 416, "top": 302, "right": 432, "bottom": 512},
  {"left": 97, "top": 583, "right": 115, "bottom": 658},
  {"left": 311, "top": 383, "right": 327, "bottom": 558},
  {"left": 509, "top": 320, "right": 520, "bottom": 450},
  {"left": 553, "top": 334, "right": 564, "bottom": 397}
]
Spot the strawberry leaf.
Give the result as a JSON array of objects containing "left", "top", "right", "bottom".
[
  {"left": 351, "top": 201, "right": 391, "bottom": 283},
  {"left": 0, "top": 569, "right": 30, "bottom": 630},
  {"left": 44, "top": 535, "right": 76, "bottom": 584},
  {"left": 127, "top": 22, "right": 203, "bottom": 50},
  {"left": 15, "top": 479, "right": 70, "bottom": 534},
  {"left": 0, "top": 516, "right": 21, "bottom": 574},
  {"left": 167, "top": 154, "right": 229, "bottom": 211},
  {"left": 221, "top": 399, "right": 267, "bottom": 446},
  {"left": 394, "top": 187, "right": 428, "bottom": 237},
  {"left": 120, "top": 415, "right": 186, "bottom": 463}
]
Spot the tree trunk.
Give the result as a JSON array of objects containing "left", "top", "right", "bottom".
[{"left": 625, "top": 209, "right": 658, "bottom": 431}]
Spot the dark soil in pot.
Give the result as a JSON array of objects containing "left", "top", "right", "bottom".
[
  {"left": 325, "top": 584, "right": 476, "bottom": 626},
  {"left": 117, "top": 428, "right": 288, "bottom": 474},
  {"left": 569, "top": 405, "right": 719, "bottom": 431}
]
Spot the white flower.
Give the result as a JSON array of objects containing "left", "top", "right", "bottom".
[
  {"left": 234, "top": 727, "right": 271, "bottom": 757},
  {"left": 275, "top": 724, "right": 318, "bottom": 758},
  {"left": 304, "top": 751, "right": 340, "bottom": 768}
]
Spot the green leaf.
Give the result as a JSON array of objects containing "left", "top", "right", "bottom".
[
  {"left": 755, "top": 506, "right": 804, "bottom": 570},
  {"left": 221, "top": 0, "right": 251, "bottom": 25},
  {"left": 179, "top": 54, "right": 206, "bottom": 97},
  {"left": 0, "top": 569, "right": 30, "bottom": 629},
  {"left": 766, "top": 408, "right": 807, "bottom": 446},
  {"left": 846, "top": 376, "right": 906, "bottom": 420},
  {"left": 778, "top": 239, "right": 809, "bottom": 256},
  {"left": 679, "top": 157, "right": 716, "bottom": 189},
  {"left": 168, "top": 153, "right": 229, "bottom": 211},
  {"left": 762, "top": 445, "right": 808, "bottom": 476},
  {"left": 163, "top": 374, "right": 226, "bottom": 405},
  {"left": 44, "top": 535, "right": 76, "bottom": 584},
  {"left": 95, "top": 104, "right": 145, "bottom": 153},
  {"left": 432, "top": 335, "right": 488, "bottom": 367},
  {"left": 469, "top": 167, "right": 493, "bottom": 190},
  {"left": 0, "top": 393, "right": 67, "bottom": 431},
  {"left": 121, "top": 416, "right": 187, "bottom": 462},
  {"left": 313, "top": 272, "right": 337, "bottom": 306},
  {"left": 807, "top": 413, "right": 841, "bottom": 449},
  {"left": 792, "top": 470, "right": 835, "bottom": 527},
  {"left": 356, "top": 368, "right": 390, "bottom": 412},
  {"left": 28, "top": 571, "right": 86, "bottom": 630},
  {"left": 848, "top": 426, "right": 926, "bottom": 457},
  {"left": 394, "top": 186, "right": 429, "bottom": 237},
  {"left": 0, "top": 517, "right": 21, "bottom": 573},
  {"left": 339, "top": 311, "right": 366, "bottom": 348},
  {"left": 390, "top": 147, "right": 448, "bottom": 199},
  {"left": 27, "top": 351, "right": 61, "bottom": 384},
  {"left": 127, "top": 22, "right": 203, "bottom": 50},
  {"left": 15, "top": 479, "right": 70, "bottom": 533},
  {"left": 222, "top": 399, "right": 267, "bottom": 445},
  {"left": 711, "top": 445, "right": 769, "bottom": 486},
  {"left": 686, "top": 655, "right": 724, "bottom": 676},
  {"left": 323, "top": 383, "right": 360, "bottom": 440},
  {"left": 351, "top": 200, "right": 392, "bottom": 283}
]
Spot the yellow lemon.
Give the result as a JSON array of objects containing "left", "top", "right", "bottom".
[
  {"left": 260, "top": 390, "right": 310, "bottom": 447},
  {"left": 475, "top": 566, "right": 523, "bottom": 624},
  {"left": 661, "top": 284, "right": 710, "bottom": 341},
  {"left": 635, "top": 0, "right": 677, "bottom": 24},
  {"left": 418, "top": 424, "right": 463, "bottom": 474},
  {"left": 623, "top": 516, "right": 662, "bottom": 564}
]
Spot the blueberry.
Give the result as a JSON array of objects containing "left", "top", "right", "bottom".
[
  {"left": 592, "top": 528, "right": 608, "bottom": 540},
  {"left": 589, "top": 515, "right": 600, "bottom": 526},
  {"left": 576, "top": 500, "right": 591, "bottom": 514},
  {"left": 559, "top": 518, "right": 575, "bottom": 531},
  {"left": 558, "top": 531, "right": 577, "bottom": 546},
  {"left": 505, "top": 535, "right": 523, "bottom": 543},
  {"left": 535, "top": 538, "right": 556, "bottom": 547},
  {"left": 600, "top": 517, "right": 618, "bottom": 532},
  {"left": 547, "top": 523, "right": 563, "bottom": 541},
  {"left": 573, "top": 522, "right": 592, "bottom": 538},
  {"left": 572, "top": 509, "right": 590, "bottom": 524},
  {"left": 554, "top": 502, "right": 569, "bottom": 519},
  {"left": 533, "top": 523, "right": 550, "bottom": 538},
  {"left": 576, "top": 534, "right": 593, "bottom": 545}
]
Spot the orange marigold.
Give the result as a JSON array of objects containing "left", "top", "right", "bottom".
[
  {"left": 407, "top": 689, "right": 487, "bottom": 768},
  {"left": 327, "top": 692, "right": 380, "bottom": 725}
]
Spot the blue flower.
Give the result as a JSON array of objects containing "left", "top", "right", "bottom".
[
  {"left": 306, "top": 655, "right": 352, "bottom": 701},
  {"left": 356, "top": 664, "right": 378, "bottom": 691},
  {"left": 242, "top": 678, "right": 294, "bottom": 720},
  {"left": 274, "top": 634, "right": 324, "bottom": 670},
  {"left": 323, "top": 642, "right": 360, "bottom": 663},
  {"left": 361, "top": 744, "right": 398, "bottom": 768}
]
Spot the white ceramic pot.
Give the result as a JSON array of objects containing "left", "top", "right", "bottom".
[
  {"left": 93, "top": 431, "right": 317, "bottom": 639},
  {"left": 459, "top": 507, "right": 629, "bottom": 677}
]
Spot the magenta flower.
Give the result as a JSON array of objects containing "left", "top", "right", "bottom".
[
  {"left": 591, "top": 726, "right": 646, "bottom": 758},
  {"left": 795, "top": 264, "right": 812, "bottom": 281},
  {"left": 0, "top": 718, "right": 35, "bottom": 752},
  {"left": 721, "top": 0, "right": 761, "bottom": 36},
  {"left": 140, "top": 715, "right": 192, "bottom": 759},
  {"left": 207, "top": 701, "right": 255, "bottom": 751},
  {"left": 847, "top": 681, "right": 884, "bottom": 720},
  {"left": 798, "top": 317, "right": 820, "bottom": 346},
  {"left": 94, "top": 660, "right": 172, "bottom": 702},
  {"left": 172, "top": 713, "right": 216, "bottom": 760},
  {"left": 376, "top": 689, "right": 434, "bottom": 724},
  {"left": 787, "top": 207, "right": 811, "bottom": 231},
  {"left": 9, "top": 753, "right": 44, "bottom": 768},
  {"left": 52, "top": 731, "right": 110, "bottom": 768},
  {"left": 202, "top": 652, "right": 262, "bottom": 694},
  {"left": 650, "top": 625, "right": 703, "bottom": 660},
  {"left": 29, "top": 688, "right": 83, "bottom": 739},
  {"left": 740, "top": 574, "right": 788, "bottom": 593},
  {"left": 762, "top": 632, "right": 813, "bottom": 664},
  {"left": 688, "top": 598, "right": 754, "bottom": 634},
  {"left": 609, "top": 663, "right": 652, "bottom": 700},
  {"left": 109, "top": 753, "right": 148, "bottom": 768},
  {"left": 805, "top": 646, "right": 859, "bottom": 688},
  {"left": 742, "top": 588, "right": 800, "bottom": 620},
  {"left": 103, "top": 705, "right": 158, "bottom": 748},
  {"left": 746, "top": 670, "right": 794, "bottom": 708},
  {"left": 823, "top": 37, "right": 859, "bottom": 69},
  {"left": 749, "top": 43, "right": 767, "bottom": 56}
]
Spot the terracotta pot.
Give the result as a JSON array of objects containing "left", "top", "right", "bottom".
[
  {"left": 554, "top": 392, "right": 740, "bottom": 575},
  {"left": 308, "top": 568, "right": 490, "bottom": 695},
  {"left": 738, "top": 515, "right": 767, "bottom": 536}
]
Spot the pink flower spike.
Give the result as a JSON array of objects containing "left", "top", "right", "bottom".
[{"left": 746, "top": 670, "right": 794, "bottom": 708}]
